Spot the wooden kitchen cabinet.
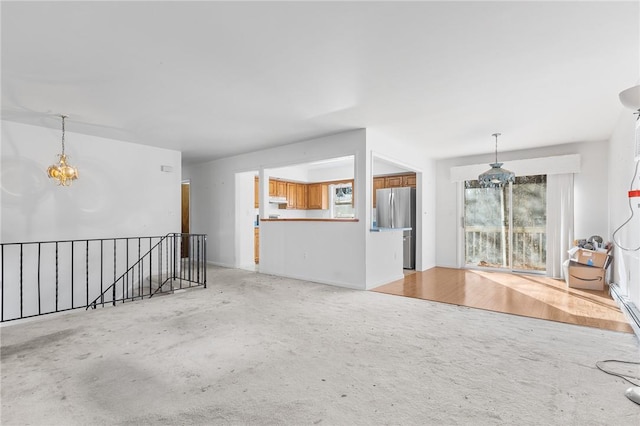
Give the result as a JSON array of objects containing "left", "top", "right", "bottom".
[
  {"left": 296, "top": 183, "right": 308, "bottom": 209},
  {"left": 276, "top": 181, "right": 287, "bottom": 197},
  {"left": 372, "top": 173, "right": 416, "bottom": 207},
  {"left": 372, "top": 177, "right": 385, "bottom": 208},
  {"left": 254, "top": 227, "right": 259, "bottom": 264},
  {"left": 254, "top": 177, "right": 260, "bottom": 208},
  {"left": 268, "top": 179, "right": 276, "bottom": 196},
  {"left": 308, "top": 183, "right": 328, "bottom": 209},
  {"left": 402, "top": 174, "right": 416, "bottom": 187},
  {"left": 384, "top": 175, "right": 403, "bottom": 188},
  {"left": 286, "top": 183, "right": 297, "bottom": 209}
]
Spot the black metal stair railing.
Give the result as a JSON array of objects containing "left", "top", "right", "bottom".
[
  {"left": 0, "top": 233, "right": 207, "bottom": 322},
  {"left": 87, "top": 233, "right": 207, "bottom": 309}
]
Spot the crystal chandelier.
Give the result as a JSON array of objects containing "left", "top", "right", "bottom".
[
  {"left": 47, "top": 115, "right": 79, "bottom": 186},
  {"left": 478, "top": 132, "right": 515, "bottom": 187}
]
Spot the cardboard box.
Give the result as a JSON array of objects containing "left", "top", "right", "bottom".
[
  {"left": 567, "top": 261, "right": 606, "bottom": 290},
  {"left": 572, "top": 248, "right": 610, "bottom": 268}
]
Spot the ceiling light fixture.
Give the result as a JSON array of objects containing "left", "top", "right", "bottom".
[
  {"left": 47, "top": 114, "right": 79, "bottom": 186},
  {"left": 619, "top": 84, "right": 640, "bottom": 162},
  {"left": 619, "top": 84, "right": 640, "bottom": 113},
  {"left": 478, "top": 132, "right": 515, "bottom": 187}
]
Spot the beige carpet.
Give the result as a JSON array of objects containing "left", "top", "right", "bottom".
[{"left": 1, "top": 266, "right": 639, "bottom": 425}]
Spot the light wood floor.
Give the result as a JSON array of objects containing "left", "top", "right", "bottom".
[{"left": 373, "top": 267, "right": 633, "bottom": 333}]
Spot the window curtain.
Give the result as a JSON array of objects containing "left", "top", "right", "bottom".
[{"left": 546, "top": 173, "right": 574, "bottom": 278}]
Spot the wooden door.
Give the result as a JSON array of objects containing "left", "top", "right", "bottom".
[
  {"left": 254, "top": 177, "right": 259, "bottom": 208},
  {"left": 181, "top": 182, "right": 190, "bottom": 258},
  {"left": 254, "top": 228, "right": 259, "bottom": 264}
]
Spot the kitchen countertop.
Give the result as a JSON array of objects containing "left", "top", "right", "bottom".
[{"left": 370, "top": 227, "right": 412, "bottom": 232}]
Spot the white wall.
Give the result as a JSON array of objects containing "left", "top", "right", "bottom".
[
  {"left": 607, "top": 112, "right": 640, "bottom": 307},
  {"left": 1, "top": 120, "right": 182, "bottom": 320},
  {"left": 266, "top": 164, "right": 309, "bottom": 182},
  {"left": 365, "top": 129, "right": 438, "bottom": 283},
  {"left": 259, "top": 221, "right": 365, "bottom": 288},
  {"left": 183, "top": 130, "right": 370, "bottom": 287},
  {"left": 1, "top": 120, "right": 181, "bottom": 242},
  {"left": 435, "top": 140, "right": 609, "bottom": 268},
  {"left": 307, "top": 163, "right": 354, "bottom": 182}
]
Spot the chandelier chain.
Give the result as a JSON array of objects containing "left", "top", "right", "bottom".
[
  {"left": 492, "top": 132, "right": 501, "bottom": 164},
  {"left": 61, "top": 114, "right": 67, "bottom": 155}
]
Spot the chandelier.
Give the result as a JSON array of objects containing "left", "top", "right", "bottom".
[
  {"left": 478, "top": 132, "right": 515, "bottom": 188},
  {"left": 47, "top": 115, "right": 79, "bottom": 186}
]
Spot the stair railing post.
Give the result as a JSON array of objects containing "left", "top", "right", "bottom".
[
  {"left": 85, "top": 240, "right": 89, "bottom": 309},
  {"left": 113, "top": 239, "right": 117, "bottom": 305},
  {"left": 1, "top": 244, "right": 4, "bottom": 322},
  {"left": 37, "top": 243, "right": 42, "bottom": 315}
]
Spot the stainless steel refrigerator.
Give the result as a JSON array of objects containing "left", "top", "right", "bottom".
[{"left": 376, "top": 187, "right": 416, "bottom": 269}]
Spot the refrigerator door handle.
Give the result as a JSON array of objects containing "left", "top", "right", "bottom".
[{"left": 389, "top": 191, "right": 395, "bottom": 228}]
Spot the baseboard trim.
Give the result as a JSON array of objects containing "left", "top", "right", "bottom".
[
  {"left": 206, "top": 260, "right": 236, "bottom": 269},
  {"left": 609, "top": 283, "right": 640, "bottom": 338}
]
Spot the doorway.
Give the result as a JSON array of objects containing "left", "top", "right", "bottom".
[
  {"left": 463, "top": 175, "right": 547, "bottom": 272},
  {"left": 233, "top": 171, "right": 259, "bottom": 271},
  {"left": 181, "top": 181, "right": 190, "bottom": 258}
]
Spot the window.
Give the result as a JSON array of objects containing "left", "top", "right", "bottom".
[{"left": 464, "top": 175, "right": 547, "bottom": 272}]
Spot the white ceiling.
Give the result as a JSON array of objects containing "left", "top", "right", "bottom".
[{"left": 2, "top": 1, "right": 638, "bottom": 164}]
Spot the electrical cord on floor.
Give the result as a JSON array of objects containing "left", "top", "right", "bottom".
[
  {"left": 595, "top": 360, "right": 640, "bottom": 386},
  {"left": 612, "top": 160, "right": 640, "bottom": 252}
]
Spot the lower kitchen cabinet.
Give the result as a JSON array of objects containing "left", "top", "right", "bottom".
[
  {"left": 254, "top": 228, "right": 259, "bottom": 264},
  {"left": 254, "top": 177, "right": 259, "bottom": 208}
]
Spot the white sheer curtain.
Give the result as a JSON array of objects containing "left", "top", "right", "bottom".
[{"left": 546, "top": 173, "right": 574, "bottom": 278}]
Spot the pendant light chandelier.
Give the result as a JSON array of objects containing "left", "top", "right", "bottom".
[
  {"left": 478, "top": 132, "right": 515, "bottom": 188},
  {"left": 47, "top": 115, "right": 79, "bottom": 186}
]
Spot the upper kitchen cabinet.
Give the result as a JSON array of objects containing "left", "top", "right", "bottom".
[
  {"left": 282, "top": 182, "right": 308, "bottom": 210},
  {"left": 269, "top": 179, "right": 276, "bottom": 197},
  {"left": 286, "top": 182, "right": 297, "bottom": 209},
  {"left": 384, "top": 175, "right": 403, "bottom": 188},
  {"left": 402, "top": 174, "right": 416, "bottom": 187},
  {"left": 296, "top": 183, "right": 308, "bottom": 209},
  {"left": 308, "top": 183, "right": 328, "bottom": 209},
  {"left": 276, "top": 181, "right": 287, "bottom": 198},
  {"left": 372, "top": 173, "right": 417, "bottom": 207},
  {"left": 266, "top": 154, "right": 354, "bottom": 214}
]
